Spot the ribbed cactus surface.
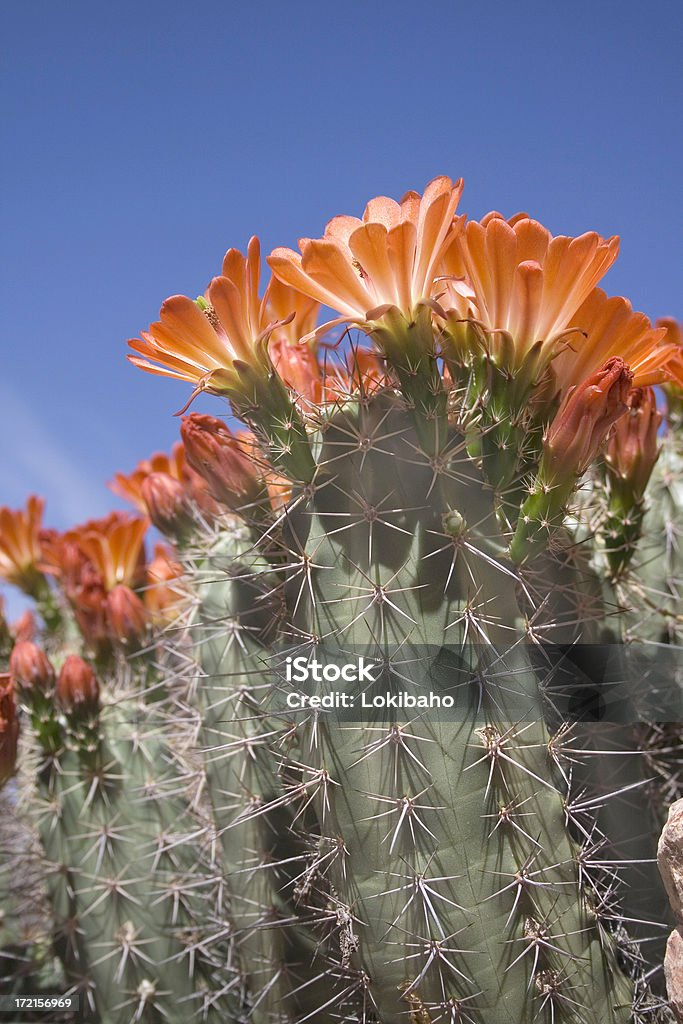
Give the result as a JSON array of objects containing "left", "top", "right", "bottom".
[{"left": 1, "top": 176, "right": 682, "bottom": 1023}]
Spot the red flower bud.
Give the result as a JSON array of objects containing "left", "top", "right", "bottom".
[
  {"left": 12, "top": 609, "right": 36, "bottom": 644},
  {"left": 606, "top": 387, "right": 662, "bottom": 498},
  {"left": 181, "top": 414, "right": 267, "bottom": 512},
  {"left": 543, "top": 358, "right": 633, "bottom": 482},
  {"left": 9, "top": 642, "right": 55, "bottom": 695},
  {"left": 140, "top": 473, "right": 195, "bottom": 539},
  {"left": 69, "top": 568, "right": 111, "bottom": 658},
  {"left": 0, "top": 675, "right": 19, "bottom": 787},
  {"left": 56, "top": 656, "right": 100, "bottom": 714},
  {"left": 270, "top": 338, "right": 322, "bottom": 403},
  {"left": 106, "top": 585, "right": 147, "bottom": 649}
]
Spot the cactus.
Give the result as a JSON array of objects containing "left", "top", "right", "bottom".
[{"left": 1, "top": 178, "right": 682, "bottom": 1022}]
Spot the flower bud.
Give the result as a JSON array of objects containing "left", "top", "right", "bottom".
[
  {"left": 543, "top": 358, "right": 633, "bottom": 483},
  {"left": 145, "top": 545, "right": 185, "bottom": 626},
  {"left": 140, "top": 473, "right": 195, "bottom": 539},
  {"left": 56, "top": 656, "right": 100, "bottom": 714},
  {"left": 107, "top": 585, "right": 148, "bottom": 650},
  {"left": 9, "top": 642, "right": 55, "bottom": 695},
  {"left": 270, "top": 338, "right": 322, "bottom": 403},
  {"left": 70, "top": 566, "right": 112, "bottom": 658},
  {"left": 511, "top": 359, "right": 635, "bottom": 565},
  {"left": 0, "top": 676, "right": 19, "bottom": 787},
  {"left": 606, "top": 387, "right": 661, "bottom": 499},
  {"left": 12, "top": 609, "right": 36, "bottom": 644},
  {"left": 181, "top": 414, "right": 267, "bottom": 512}
]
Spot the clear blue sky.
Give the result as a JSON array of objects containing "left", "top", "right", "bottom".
[{"left": 1, "top": 0, "right": 681, "bottom": 532}]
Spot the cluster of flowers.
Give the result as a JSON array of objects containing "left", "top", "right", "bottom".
[
  {"left": 1, "top": 174, "right": 682, "bottom": 786},
  {"left": 0, "top": 406, "right": 314, "bottom": 783},
  {"left": 126, "top": 176, "right": 681, "bottom": 438}
]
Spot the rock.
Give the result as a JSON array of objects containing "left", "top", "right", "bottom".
[
  {"left": 665, "top": 928, "right": 683, "bottom": 1022},
  {"left": 659, "top": 800, "right": 683, "bottom": 1020},
  {"left": 659, "top": 799, "right": 683, "bottom": 919}
]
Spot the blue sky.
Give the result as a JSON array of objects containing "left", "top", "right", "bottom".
[{"left": 1, "top": 0, "right": 681, "bottom": 536}]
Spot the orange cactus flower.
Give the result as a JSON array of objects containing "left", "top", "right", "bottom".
[
  {"left": 656, "top": 317, "right": 683, "bottom": 388},
  {"left": 45, "top": 513, "right": 146, "bottom": 588},
  {"left": 42, "top": 515, "right": 147, "bottom": 655},
  {"left": 440, "top": 213, "right": 675, "bottom": 394},
  {"left": 0, "top": 675, "right": 19, "bottom": 787},
  {"left": 110, "top": 444, "right": 187, "bottom": 513},
  {"left": 110, "top": 443, "right": 220, "bottom": 524},
  {"left": 145, "top": 544, "right": 186, "bottom": 626},
  {"left": 128, "top": 236, "right": 265, "bottom": 396},
  {"left": 268, "top": 176, "right": 464, "bottom": 332},
  {"left": 0, "top": 496, "right": 47, "bottom": 592},
  {"left": 42, "top": 537, "right": 111, "bottom": 656},
  {"left": 554, "top": 289, "right": 676, "bottom": 390},
  {"left": 66, "top": 513, "right": 148, "bottom": 593},
  {"left": 266, "top": 276, "right": 320, "bottom": 348},
  {"left": 265, "top": 277, "right": 323, "bottom": 401},
  {"left": 128, "top": 238, "right": 317, "bottom": 409},
  {"left": 440, "top": 212, "right": 619, "bottom": 367}
]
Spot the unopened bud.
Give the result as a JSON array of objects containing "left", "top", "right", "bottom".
[
  {"left": 107, "top": 585, "right": 148, "bottom": 650},
  {"left": 0, "top": 676, "right": 19, "bottom": 787},
  {"left": 9, "top": 642, "right": 55, "bottom": 695},
  {"left": 140, "top": 473, "right": 195, "bottom": 539},
  {"left": 56, "top": 656, "right": 100, "bottom": 714},
  {"left": 606, "top": 387, "right": 661, "bottom": 499},
  {"left": 270, "top": 339, "right": 322, "bottom": 403},
  {"left": 602, "top": 387, "right": 662, "bottom": 578},
  {"left": 511, "top": 359, "right": 634, "bottom": 564},
  {"left": 12, "top": 609, "right": 36, "bottom": 644},
  {"left": 543, "top": 358, "right": 633, "bottom": 482},
  {"left": 181, "top": 414, "right": 267, "bottom": 512}
]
